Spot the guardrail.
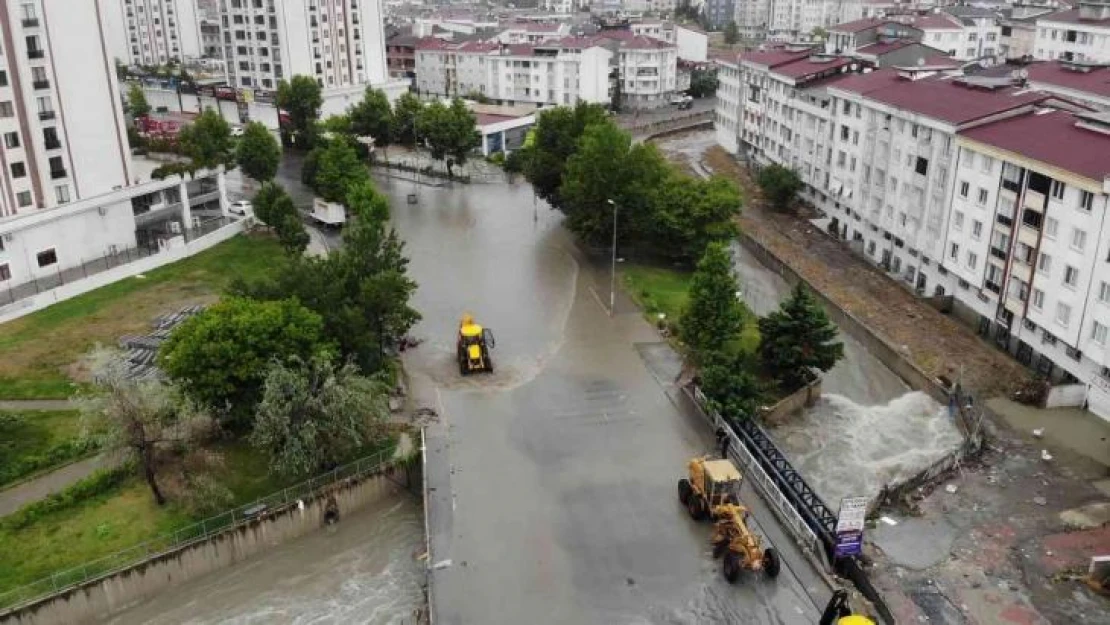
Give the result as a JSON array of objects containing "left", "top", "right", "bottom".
[
  {"left": 0, "top": 446, "right": 396, "bottom": 612},
  {"left": 687, "top": 385, "right": 832, "bottom": 574}
]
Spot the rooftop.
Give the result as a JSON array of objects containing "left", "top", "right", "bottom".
[
  {"left": 960, "top": 109, "right": 1110, "bottom": 182},
  {"left": 855, "top": 39, "right": 916, "bottom": 56},
  {"left": 830, "top": 18, "right": 901, "bottom": 33},
  {"left": 739, "top": 47, "right": 817, "bottom": 68},
  {"left": 770, "top": 56, "right": 854, "bottom": 81},
  {"left": 1037, "top": 7, "right": 1110, "bottom": 26},
  {"left": 1026, "top": 60, "right": 1110, "bottom": 100},
  {"left": 829, "top": 68, "right": 1055, "bottom": 124}
]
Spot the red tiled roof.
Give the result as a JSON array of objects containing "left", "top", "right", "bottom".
[
  {"left": 1037, "top": 8, "right": 1110, "bottom": 27},
  {"left": 740, "top": 48, "right": 814, "bottom": 68},
  {"left": 960, "top": 110, "right": 1110, "bottom": 182},
  {"left": 710, "top": 50, "right": 741, "bottom": 65},
  {"left": 476, "top": 113, "right": 519, "bottom": 126},
  {"left": 771, "top": 56, "right": 853, "bottom": 80},
  {"left": 830, "top": 18, "right": 898, "bottom": 33},
  {"left": 592, "top": 29, "right": 674, "bottom": 49},
  {"left": 907, "top": 14, "right": 964, "bottom": 30},
  {"left": 829, "top": 68, "right": 1053, "bottom": 124},
  {"left": 855, "top": 40, "right": 915, "bottom": 55},
  {"left": 415, "top": 37, "right": 450, "bottom": 51},
  {"left": 1026, "top": 61, "right": 1110, "bottom": 99}
]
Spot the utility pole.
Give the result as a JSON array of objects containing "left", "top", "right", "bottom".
[{"left": 608, "top": 199, "right": 618, "bottom": 316}]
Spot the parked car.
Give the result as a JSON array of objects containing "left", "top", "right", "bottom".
[
  {"left": 229, "top": 200, "right": 252, "bottom": 216},
  {"left": 230, "top": 125, "right": 245, "bottom": 137}
]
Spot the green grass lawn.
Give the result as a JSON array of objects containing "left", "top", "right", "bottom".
[
  {"left": 0, "top": 234, "right": 285, "bottom": 400},
  {"left": 622, "top": 263, "right": 760, "bottom": 354},
  {"left": 0, "top": 410, "right": 87, "bottom": 489}
]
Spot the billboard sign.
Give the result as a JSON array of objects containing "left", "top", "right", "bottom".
[{"left": 834, "top": 496, "right": 869, "bottom": 558}]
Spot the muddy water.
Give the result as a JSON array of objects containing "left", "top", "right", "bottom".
[
  {"left": 107, "top": 497, "right": 425, "bottom": 625},
  {"left": 729, "top": 222, "right": 963, "bottom": 507}
]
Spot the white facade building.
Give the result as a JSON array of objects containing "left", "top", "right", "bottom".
[
  {"left": 713, "top": 52, "right": 740, "bottom": 154},
  {"left": 0, "top": 0, "right": 134, "bottom": 218},
  {"left": 1034, "top": 0, "right": 1110, "bottom": 62},
  {"left": 220, "top": 0, "right": 388, "bottom": 91},
  {"left": 494, "top": 22, "right": 570, "bottom": 44},
  {"left": 109, "top": 0, "right": 203, "bottom": 67}
]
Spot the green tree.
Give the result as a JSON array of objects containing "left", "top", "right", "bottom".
[
  {"left": 810, "top": 26, "right": 828, "bottom": 41},
  {"left": 128, "top": 84, "right": 151, "bottom": 117},
  {"left": 392, "top": 92, "right": 424, "bottom": 146},
  {"left": 700, "top": 350, "right": 761, "bottom": 420},
  {"left": 688, "top": 69, "right": 719, "bottom": 98},
  {"left": 320, "top": 114, "right": 352, "bottom": 138},
  {"left": 523, "top": 102, "right": 609, "bottom": 208},
  {"left": 276, "top": 75, "right": 323, "bottom": 148},
  {"left": 416, "top": 98, "right": 481, "bottom": 177},
  {"left": 349, "top": 88, "right": 394, "bottom": 151},
  {"left": 301, "top": 146, "right": 321, "bottom": 188},
  {"left": 346, "top": 179, "right": 391, "bottom": 223},
  {"left": 464, "top": 90, "right": 491, "bottom": 104},
  {"left": 651, "top": 174, "right": 741, "bottom": 260},
  {"left": 679, "top": 242, "right": 745, "bottom": 363},
  {"left": 758, "top": 283, "right": 844, "bottom": 390},
  {"left": 276, "top": 212, "right": 309, "bottom": 255},
  {"left": 757, "top": 164, "right": 803, "bottom": 212},
  {"left": 312, "top": 138, "right": 369, "bottom": 203},
  {"left": 178, "top": 108, "right": 234, "bottom": 171},
  {"left": 236, "top": 121, "right": 281, "bottom": 183},
  {"left": 251, "top": 355, "right": 390, "bottom": 477},
  {"left": 252, "top": 181, "right": 287, "bottom": 227},
  {"left": 78, "top": 347, "right": 207, "bottom": 505},
  {"left": 723, "top": 21, "right": 740, "bottom": 44},
  {"left": 159, "top": 298, "right": 329, "bottom": 428}
]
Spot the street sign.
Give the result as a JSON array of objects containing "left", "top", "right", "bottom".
[{"left": 835, "top": 496, "right": 869, "bottom": 558}]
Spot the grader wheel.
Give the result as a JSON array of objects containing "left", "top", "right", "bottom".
[
  {"left": 687, "top": 495, "right": 707, "bottom": 521},
  {"left": 762, "top": 548, "right": 781, "bottom": 579},
  {"left": 722, "top": 552, "right": 742, "bottom": 584},
  {"left": 677, "top": 479, "right": 692, "bottom": 505}
]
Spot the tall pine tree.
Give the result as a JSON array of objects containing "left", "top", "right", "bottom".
[
  {"left": 679, "top": 242, "right": 745, "bottom": 364},
  {"left": 758, "top": 283, "right": 843, "bottom": 390}
]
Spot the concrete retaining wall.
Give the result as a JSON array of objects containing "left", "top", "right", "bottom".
[
  {"left": 0, "top": 222, "right": 245, "bottom": 325},
  {"left": 1046, "top": 383, "right": 1086, "bottom": 409},
  {"left": 761, "top": 376, "right": 822, "bottom": 426},
  {"left": 1, "top": 466, "right": 409, "bottom": 625}
]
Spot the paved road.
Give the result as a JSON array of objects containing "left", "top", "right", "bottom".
[{"left": 383, "top": 173, "right": 825, "bottom": 625}]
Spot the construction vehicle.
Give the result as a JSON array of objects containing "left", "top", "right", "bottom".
[
  {"left": 709, "top": 502, "right": 780, "bottom": 582},
  {"left": 456, "top": 313, "right": 495, "bottom": 375},
  {"left": 819, "top": 589, "right": 876, "bottom": 625},
  {"left": 678, "top": 456, "right": 742, "bottom": 520}
]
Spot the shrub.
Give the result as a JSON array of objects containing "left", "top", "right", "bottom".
[{"left": 1, "top": 464, "right": 132, "bottom": 531}]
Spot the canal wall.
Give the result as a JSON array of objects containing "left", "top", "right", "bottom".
[
  {"left": 1, "top": 466, "right": 413, "bottom": 625},
  {"left": 761, "top": 375, "right": 822, "bottom": 425}
]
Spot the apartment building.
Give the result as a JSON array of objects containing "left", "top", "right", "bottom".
[
  {"left": 1034, "top": 0, "right": 1110, "bottom": 62},
  {"left": 714, "top": 52, "right": 740, "bottom": 154},
  {"left": 940, "top": 109, "right": 1110, "bottom": 415},
  {"left": 704, "top": 0, "right": 734, "bottom": 30},
  {"left": 494, "top": 22, "right": 570, "bottom": 45},
  {"left": 943, "top": 6, "right": 1003, "bottom": 60},
  {"left": 734, "top": 0, "right": 769, "bottom": 41},
  {"left": 1025, "top": 59, "right": 1110, "bottom": 109},
  {"left": 0, "top": 0, "right": 133, "bottom": 217},
  {"left": 112, "top": 0, "right": 203, "bottom": 67},
  {"left": 221, "top": 0, "right": 388, "bottom": 91},
  {"left": 631, "top": 22, "right": 708, "bottom": 62}
]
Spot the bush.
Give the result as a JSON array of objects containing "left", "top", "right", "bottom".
[
  {"left": 1, "top": 464, "right": 132, "bottom": 531},
  {"left": 0, "top": 439, "right": 95, "bottom": 486},
  {"left": 487, "top": 151, "right": 506, "bottom": 166}
]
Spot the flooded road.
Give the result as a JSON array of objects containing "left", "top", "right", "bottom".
[{"left": 108, "top": 497, "right": 425, "bottom": 625}]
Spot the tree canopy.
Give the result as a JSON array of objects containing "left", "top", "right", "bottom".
[
  {"left": 276, "top": 75, "right": 323, "bottom": 147},
  {"left": 758, "top": 283, "right": 844, "bottom": 390},
  {"left": 236, "top": 121, "right": 281, "bottom": 182},
  {"left": 178, "top": 108, "right": 234, "bottom": 171},
  {"left": 679, "top": 242, "right": 746, "bottom": 363},
  {"left": 311, "top": 138, "right": 369, "bottom": 204},
  {"left": 392, "top": 92, "right": 424, "bottom": 146},
  {"left": 723, "top": 21, "right": 740, "bottom": 44},
  {"left": 757, "top": 164, "right": 803, "bottom": 212},
  {"left": 349, "top": 87, "right": 394, "bottom": 150},
  {"left": 251, "top": 355, "right": 390, "bottom": 477},
  {"left": 128, "top": 84, "right": 151, "bottom": 118},
  {"left": 417, "top": 98, "right": 482, "bottom": 176},
  {"left": 523, "top": 102, "right": 609, "bottom": 208},
  {"left": 159, "top": 297, "right": 329, "bottom": 428}
]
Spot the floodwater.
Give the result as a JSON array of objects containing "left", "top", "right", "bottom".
[{"left": 107, "top": 480, "right": 425, "bottom": 624}]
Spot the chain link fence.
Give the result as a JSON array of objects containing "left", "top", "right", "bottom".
[{"left": 0, "top": 445, "right": 397, "bottom": 611}]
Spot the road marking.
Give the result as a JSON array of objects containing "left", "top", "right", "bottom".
[{"left": 588, "top": 285, "right": 609, "bottom": 315}]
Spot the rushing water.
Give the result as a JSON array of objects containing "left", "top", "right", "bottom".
[{"left": 108, "top": 497, "right": 426, "bottom": 625}]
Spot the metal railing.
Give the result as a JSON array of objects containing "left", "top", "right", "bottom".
[
  {"left": 0, "top": 446, "right": 397, "bottom": 612},
  {"left": 687, "top": 385, "right": 832, "bottom": 573}
]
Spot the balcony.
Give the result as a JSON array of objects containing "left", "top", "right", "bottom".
[
  {"left": 985, "top": 280, "right": 1001, "bottom": 294},
  {"left": 996, "top": 213, "right": 1013, "bottom": 228},
  {"left": 38, "top": 110, "right": 55, "bottom": 121},
  {"left": 44, "top": 138, "right": 61, "bottom": 150},
  {"left": 32, "top": 79, "right": 49, "bottom": 90},
  {"left": 990, "top": 246, "right": 1007, "bottom": 260},
  {"left": 22, "top": 17, "right": 39, "bottom": 27},
  {"left": 50, "top": 168, "right": 66, "bottom": 180},
  {"left": 27, "top": 49, "right": 45, "bottom": 59}
]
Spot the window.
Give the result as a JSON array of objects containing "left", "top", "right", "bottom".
[
  {"left": 1044, "top": 216, "right": 1058, "bottom": 238},
  {"left": 0, "top": 71, "right": 6, "bottom": 87},
  {"left": 959, "top": 181, "right": 969, "bottom": 198},
  {"left": 954, "top": 211, "right": 965, "bottom": 230},
  {"left": 915, "top": 157, "right": 928, "bottom": 176},
  {"left": 16, "top": 191, "right": 31, "bottom": 207},
  {"left": 1032, "top": 288, "right": 1045, "bottom": 310},
  {"left": 950, "top": 242, "right": 959, "bottom": 260},
  {"left": 1080, "top": 190, "right": 1093, "bottom": 212},
  {"left": 1056, "top": 302, "right": 1072, "bottom": 327},
  {"left": 980, "top": 155, "right": 991, "bottom": 173},
  {"left": 1071, "top": 228, "right": 1087, "bottom": 251},
  {"left": 1094, "top": 321, "right": 1108, "bottom": 346},
  {"left": 977, "top": 188, "right": 989, "bottom": 205},
  {"left": 9, "top": 162, "right": 25, "bottom": 178},
  {"left": 1100, "top": 281, "right": 1110, "bottom": 304},
  {"left": 1065, "top": 265, "right": 1079, "bottom": 287},
  {"left": 54, "top": 185, "right": 68, "bottom": 204},
  {"left": 0, "top": 264, "right": 9, "bottom": 282},
  {"left": 967, "top": 251, "right": 978, "bottom": 270},
  {"left": 36, "top": 248, "right": 56, "bottom": 268},
  {"left": 3, "top": 132, "right": 18, "bottom": 149},
  {"left": 972, "top": 220, "right": 983, "bottom": 239},
  {"left": 0, "top": 101, "right": 12, "bottom": 118},
  {"left": 1050, "top": 179, "right": 1065, "bottom": 200},
  {"left": 1038, "top": 252, "right": 1052, "bottom": 273}
]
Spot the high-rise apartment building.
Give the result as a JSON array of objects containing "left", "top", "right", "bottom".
[
  {"left": 0, "top": 0, "right": 132, "bottom": 217},
  {"left": 220, "top": 0, "right": 387, "bottom": 92},
  {"left": 111, "top": 0, "right": 203, "bottom": 67}
]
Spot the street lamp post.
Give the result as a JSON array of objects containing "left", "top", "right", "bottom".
[{"left": 607, "top": 199, "right": 617, "bottom": 317}]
